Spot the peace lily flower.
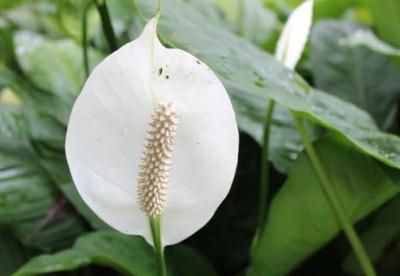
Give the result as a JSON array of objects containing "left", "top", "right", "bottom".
[
  {"left": 65, "top": 15, "right": 239, "bottom": 251},
  {"left": 275, "top": 0, "right": 314, "bottom": 68}
]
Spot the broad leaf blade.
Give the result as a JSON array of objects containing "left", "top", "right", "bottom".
[
  {"left": 14, "top": 231, "right": 217, "bottom": 276},
  {"left": 248, "top": 137, "right": 398, "bottom": 276},
  {"left": 136, "top": 0, "right": 400, "bottom": 172}
]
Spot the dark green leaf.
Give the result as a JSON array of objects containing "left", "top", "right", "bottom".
[
  {"left": 309, "top": 20, "right": 400, "bottom": 129},
  {"left": 343, "top": 195, "right": 400, "bottom": 275},
  {"left": 0, "top": 148, "right": 85, "bottom": 251},
  {"left": 13, "top": 231, "right": 156, "bottom": 276},
  {"left": 14, "top": 231, "right": 217, "bottom": 276},
  {"left": 0, "top": 104, "right": 85, "bottom": 251},
  {"left": 13, "top": 249, "right": 90, "bottom": 276},
  {"left": 166, "top": 245, "right": 219, "bottom": 276},
  {"left": 0, "top": 232, "right": 28, "bottom": 276},
  {"left": 0, "top": 68, "right": 108, "bottom": 231},
  {"left": 248, "top": 137, "right": 398, "bottom": 276}
]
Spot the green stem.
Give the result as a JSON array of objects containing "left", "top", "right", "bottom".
[
  {"left": 149, "top": 216, "right": 167, "bottom": 276},
  {"left": 293, "top": 115, "right": 376, "bottom": 276},
  {"left": 82, "top": 1, "right": 91, "bottom": 77},
  {"left": 93, "top": 0, "right": 118, "bottom": 52},
  {"left": 258, "top": 99, "right": 276, "bottom": 233}
]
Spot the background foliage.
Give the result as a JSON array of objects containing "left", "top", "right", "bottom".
[{"left": 1, "top": 0, "right": 400, "bottom": 275}]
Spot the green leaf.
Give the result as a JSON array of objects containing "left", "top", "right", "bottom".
[
  {"left": 0, "top": 232, "right": 27, "bottom": 276},
  {"left": 14, "top": 231, "right": 217, "bottom": 276},
  {"left": 0, "top": 0, "right": 25, "bottom": 11},
  {"left": 13, "top": 231, "right": 156, "bottom": 276},
  {"left": 248, "top": 137, "right": 398, "bottom": 276},
  {"left": 0, "top": 104, "right": 85, "bottom": 251},
  {"left": 13, "top": 32, "right": 103, "bottom": 124},
  {"left": 264, "top": 0, "right": 363, "bottom": 19},
  {"left": 0, "top": 147, "right": 85, "bottom": 251},
  {"left": 309, "top": 20, "right": 400, "bottom": 129},
  {"left": 12, "top": 249, "right": 90, "bottom": 276},
  {"left": 339, "top": 29, "right": 400, "bottom": 58},
  {"left": 135, "top": 0, "right": 400, "bottom": 172},
  {"left": 166, "top": 245, "right": 219, "bottom": 276},
  {"left": 15, "top": 32, "right": 83, "bottom": 98},
  {"left": 237, "top": 0, "right": 279, "bottom": 46},
  {"left": 137, "top": 0, "right": 309, "bottom": 171},
  {"left": 0, "top": 69, "right": 108, "bottom": 231},
  {"left": 343, "top": 195, "right": 400, "bottom": 275}
]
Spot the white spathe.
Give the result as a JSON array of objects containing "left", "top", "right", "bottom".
[
  {"left": 65, "top": 18, "right": 239, "bottom": 246},
  {"left": 275, "top": 0, "right": 314, "bottom": 69}
]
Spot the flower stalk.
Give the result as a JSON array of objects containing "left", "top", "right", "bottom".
[
  {"left": 256, "top": 99, "right": 276, "bottom": 237},
  {"left": 82, "top": 1, "right": 92, "bottom": 77},
  {"left": 149, "top": 216, "right": 167, "bottom": 276},
  {"left": 93, "top": 0, "right": 117, "bottom": 52}
]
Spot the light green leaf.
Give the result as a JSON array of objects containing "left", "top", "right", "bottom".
[
  {"left": 309, "top": 20, "right": 400, "bottom": 129},
  {"left": 237, "top": 0, "right": 279, "bottom": 46},
  {"left": 367, "top": 0, "right": 400, "bottom": 48},
  {"left": 264, "top": 0, "right": 363, "bottom": 19},
  {"left": 339, "top": 29, "right": 400, "bottom": 58},
  {"left": 13, "top": 32, "right": 103, "bottom": 124},
  {"left": 248, "top": 137, "right": 398, "bottom": 276}
]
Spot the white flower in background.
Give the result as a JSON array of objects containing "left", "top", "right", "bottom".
[
  {"left": 275, "top": 0, "right": 314, "bottom": 68},
  {"left": 65, "top": 17, "right": 239, "bottom": 246}
]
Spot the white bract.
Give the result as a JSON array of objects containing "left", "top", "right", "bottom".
[
  {"left": 275, "top": 0, "right": 314, "bottom": 68},
  {"left": 65, "top": 17, "right": 239, "bottom": 246}
]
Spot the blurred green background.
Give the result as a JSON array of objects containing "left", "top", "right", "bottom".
[{"left": 1, "top": 0, "right": 400, "bottom": 275}]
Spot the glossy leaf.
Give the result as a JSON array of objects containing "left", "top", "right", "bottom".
[
  {"left": 248, "top": 138, "right": 398, "bottom": 276},
  {"left": 136, "top": 0, "right": 400, "bottom": 171},
  {"left": 14, "top": 231, "right": 217, "bottom": 276}
]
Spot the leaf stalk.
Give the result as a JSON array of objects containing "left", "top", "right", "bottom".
[{"left": 293, "top": 114, "right": 376, "bottom": 276}]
